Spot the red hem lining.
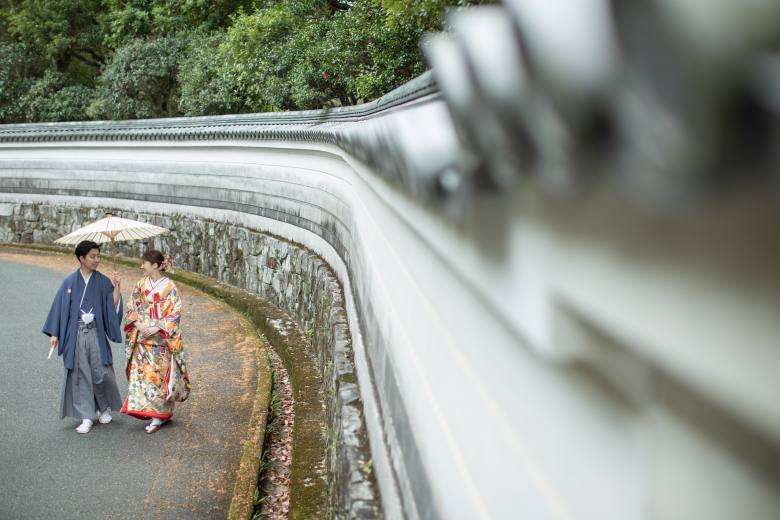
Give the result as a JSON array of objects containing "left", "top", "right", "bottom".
[{"left": 120, "top": 398, "right": 173, "bottom": 421}]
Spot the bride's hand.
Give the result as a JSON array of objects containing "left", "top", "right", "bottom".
[{"left": 140, "top": 326, "right": 160, "bottom": 339}]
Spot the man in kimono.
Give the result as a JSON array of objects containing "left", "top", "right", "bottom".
[{"left": 42, "top": 240, "right": 124, "bottom": 434}]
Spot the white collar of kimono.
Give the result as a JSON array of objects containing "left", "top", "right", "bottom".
[
  {"left": 146, "top": 275, "right": 169, "bottom": 293},
  {"left": 78, "top": 270, "right": 94, "bottom": 316}
]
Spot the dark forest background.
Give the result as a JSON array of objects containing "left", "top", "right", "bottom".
[{"left": 0, "top": 0, "right": 492, "bottom": 123}]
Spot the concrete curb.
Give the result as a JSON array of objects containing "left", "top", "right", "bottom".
[{"left": 227, "top": 321, "right": 272, "bottom": 520}]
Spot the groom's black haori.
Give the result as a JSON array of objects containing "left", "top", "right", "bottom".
[{"left": 42, "top": 240, "right": 124, "bottom": 422}]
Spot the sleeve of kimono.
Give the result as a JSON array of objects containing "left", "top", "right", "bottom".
[
  {"left": 156, "top": 286, "right": 183, "bottom": 352},
  {"left": 103, "top": 276, "right": 124, "bottom": 343},
  {"left": 42, "top": 280, "right": 67, "bottom": 338},
  {"left": 123, "top": 281, "right": 142, "bottom": 333}
]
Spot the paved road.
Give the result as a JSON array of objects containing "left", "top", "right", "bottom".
[{"left": 0, "top": 251, "right": 260, "bottom": 519}]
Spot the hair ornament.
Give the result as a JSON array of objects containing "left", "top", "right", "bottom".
[{"left": 160, "top": 254, "right": 175, "bottom": 273}]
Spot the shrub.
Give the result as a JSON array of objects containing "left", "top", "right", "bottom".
[{"left": 87, "top": 33, "right": 190, "bottom": 120}]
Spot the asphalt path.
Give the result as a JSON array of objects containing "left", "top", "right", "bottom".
[{"left": 0, "top": 253, "right": 260, "bottom": 519}]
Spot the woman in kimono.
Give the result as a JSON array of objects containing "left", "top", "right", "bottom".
[{"left": 121, "top": 249, "right": 189, "bottom": 433}]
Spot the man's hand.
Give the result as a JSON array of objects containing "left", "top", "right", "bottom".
[
  {"left": 112, "top": 270, "right": 122, "bottom": 307},
  {"left": 50, "top": 336, "right": 58, "bottom": 349},
  {"left": 139, "top": 326, "right": 160, "bottom": 339}
]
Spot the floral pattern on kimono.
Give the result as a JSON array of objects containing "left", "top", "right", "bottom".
[{"left": 120, "top": 277, "right": 189, "bottom": 420}]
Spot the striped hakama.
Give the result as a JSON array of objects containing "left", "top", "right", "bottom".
[{"left": 60, "top": 320, "right": 122, "bottom": 420}]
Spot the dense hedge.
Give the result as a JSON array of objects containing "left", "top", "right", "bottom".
[{"left": 0, "top": 0, "right": 492, "bottom": 122}]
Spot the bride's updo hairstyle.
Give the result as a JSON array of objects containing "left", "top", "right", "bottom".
[{"left": 142, "top": 250, "right": 165, "bottom": 271}]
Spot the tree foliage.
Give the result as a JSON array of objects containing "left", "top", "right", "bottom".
[
  {"left": 102, "top": 0, "right": 255, "bottom": 47},
  {"left": 0, "top": 0, "right": 491, "bottom": 123},
  {"left": 177, "top": 30, "right": 240, "bottom": 116},
  {"left": 0, "top": 42, "right": 34, "bottom": 122},
  {"left": 20, "top": 69, "right": 94, "bottom": 122},
  {"left": 5, "top": 0, "right": 107, "bottom": 72},
  {"left": 87, "top": 33, "right": 190, "bottom": 120}
]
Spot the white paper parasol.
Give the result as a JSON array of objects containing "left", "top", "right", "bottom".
[{"left": 54, "top": 213, "right": 169, "bottom": 245}]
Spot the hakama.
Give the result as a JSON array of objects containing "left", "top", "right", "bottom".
[{"left": 60, "top": 321, "right": 123, "bottom": 419}]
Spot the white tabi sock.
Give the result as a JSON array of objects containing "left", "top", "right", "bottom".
[{"left": 76, "top": 419, "right": 93, "bottom": 434}]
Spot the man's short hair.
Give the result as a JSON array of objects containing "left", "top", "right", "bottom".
[{"left": 75, "top": 240, "right": 101, "bottom": 261}]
